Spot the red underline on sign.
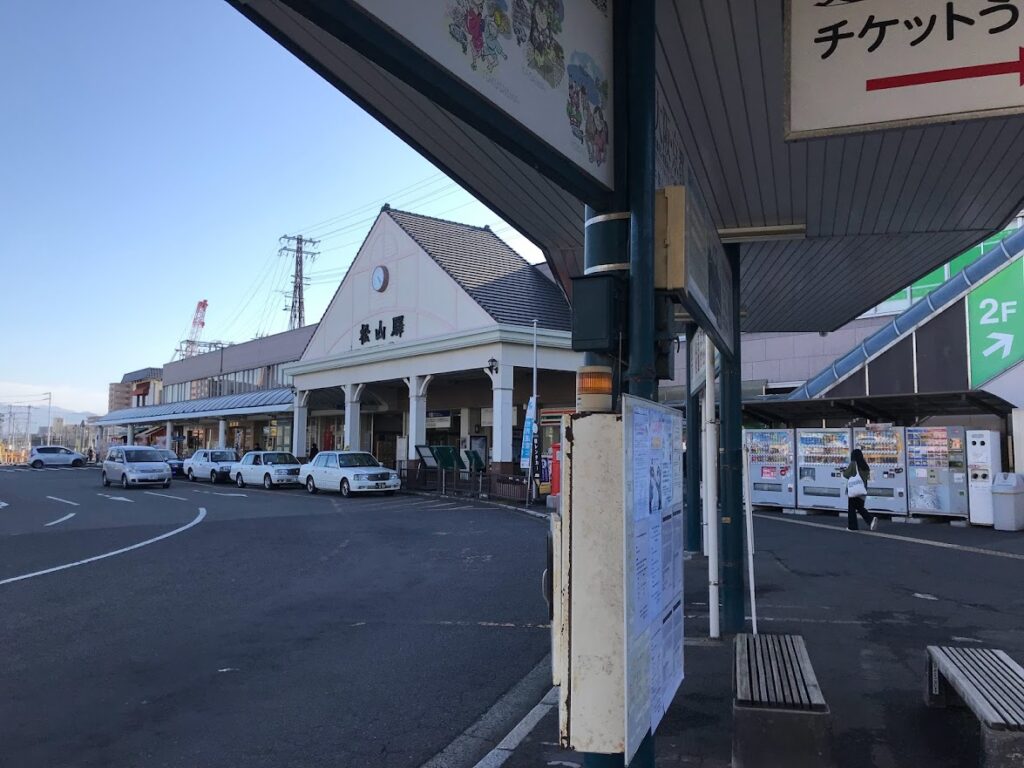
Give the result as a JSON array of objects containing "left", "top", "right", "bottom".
[{"left": 866, "top": 47, "right": 1024, "bottom": 91}]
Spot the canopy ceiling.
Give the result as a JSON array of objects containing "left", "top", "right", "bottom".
[{"left": 228, "top": 0, "right": 1024, "bottom": 332}]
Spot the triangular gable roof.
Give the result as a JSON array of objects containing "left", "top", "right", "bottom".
[{"left": 384, "top": 208, "right": 571, "bottom": 332}]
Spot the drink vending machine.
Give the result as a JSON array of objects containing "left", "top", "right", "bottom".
[
  {"left": 852, "top": 426, "right": 908, "bottom": 515},
  {"left": 967, "top": 430, "right": 1002, "bottom": 526},
  {"left": 796, "top": 428, "right": 851, "bottom": 512},
  {"left": 745, "top": 429, "right": 795, "bottom": 508},
  {"left": 905, "top": 427, "right": 968, "bottom": 517}
]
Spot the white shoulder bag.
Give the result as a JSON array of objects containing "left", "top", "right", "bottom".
[{"left": 847, "top": 473, "right": 867, "bottom": 498}]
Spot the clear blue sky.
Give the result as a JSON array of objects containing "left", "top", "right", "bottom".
[{"left": 0, "top": 0, "right": 541, "bottom": 414}]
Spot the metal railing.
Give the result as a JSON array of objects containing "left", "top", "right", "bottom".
[{"left": 399, "top": 463, "right": 533, "bottom": 504}]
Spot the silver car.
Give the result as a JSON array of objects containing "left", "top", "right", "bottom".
[
  {"left": 102, "top": 446, "right": 172, "bottom": 489},
  {"left": 29, "top": 445, "right": 86, "bottom": 469}
]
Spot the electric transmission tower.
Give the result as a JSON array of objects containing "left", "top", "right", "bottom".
[{"left": 279, "top": 234, "right": 320, "bottom": 330}]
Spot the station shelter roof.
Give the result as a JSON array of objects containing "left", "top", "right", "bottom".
[
  {"left": 227, "top": 1, "right": 1024, "bottom": 334},
  {"left": 96, "top": 387, "right": 295, "bottom": 426}
]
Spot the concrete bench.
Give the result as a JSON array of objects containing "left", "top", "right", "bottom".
[
  {"left": 733, "top": 633, "right": 833, "bottom": 768},
  {"left": 926, "top": 645, "right": 1024, "bottom": 766}
]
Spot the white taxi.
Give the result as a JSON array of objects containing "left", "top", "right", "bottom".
[
  {"left": 300, "top": 451, "right": 400, "bottom": 497},
  {"left": 233, "top": 451, "right": 302, "bottom": 489}
]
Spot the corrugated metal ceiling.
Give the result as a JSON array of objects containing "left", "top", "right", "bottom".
[{"left": 228, "top": 0, "right": 1024, "bottom": 332}]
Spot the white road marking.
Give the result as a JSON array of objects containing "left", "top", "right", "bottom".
[
  {"left": 212, "top": 492, "right": 247, "bottom": 497},
  {"left": 472, "top": 688, "right": 559, "bottom": 768},
  {"left": 217, "top": 667, "right": 238, "bottom": 673},
  {"left": 0, "top": 501, "right": 8, "bottom": 510},
  {"left": 0, "top": 508, "right": 207, "bottom": 586},
  {"left": 144, "top": 491, "right": 188, "bottom": 501},
  {"left": 44, "top": 512, "right": 76, "bottom": 526},
  {"left": 913, "top": 592, "right": 939, "bottom": 601},
  {"left": 97, "top": 494, "right": 133, "bottom": 503},
  {"left": 46, "top": 496, "right": 79, "bottom": 506},
  {"left": 755, "top": 513, "right": 1024, "bottom": 561}
]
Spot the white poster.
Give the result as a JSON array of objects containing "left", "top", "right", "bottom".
[
  {"left": 351, "top": 0, "right": 614, "bottom": 186},
  {"left": 622, "top": 396, "right": 685, "bottom": 763},
  {"left": 789, "top": 0, "right": 1024, "bottom": 137}
]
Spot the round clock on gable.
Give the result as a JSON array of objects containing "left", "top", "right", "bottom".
[{"left": 371, "top": 265, "right": 389, "bottom": 292}]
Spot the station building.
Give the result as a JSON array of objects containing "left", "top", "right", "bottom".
[{"left": 96, "top": 208, "right": 582, "bottom": 467}]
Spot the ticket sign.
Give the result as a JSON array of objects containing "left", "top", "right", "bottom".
[
  {"left": 788, "top": 0, "right": 1024, "bottom": 138},
  {"left": 968, "top": 259, "right": 1024, "bottom": 387}
]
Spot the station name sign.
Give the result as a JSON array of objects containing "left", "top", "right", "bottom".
[{"left": 788, "top": 0, "right": 1024, "bottom": 137}]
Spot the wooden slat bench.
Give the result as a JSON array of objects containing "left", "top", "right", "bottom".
[
  {"left": 926, "top": 646, "right": 1024, "bottom": 766},
  {"left": 733, "top": 633, "right": 833, "bottom": 768}
]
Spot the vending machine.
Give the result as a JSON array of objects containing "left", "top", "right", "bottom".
[
  {"left": 852, "top": 426, "right": 908, "bottom": 515},
  {"left": 745, "top": 429, "right": 795, "bottom": 508},
  {"left": 967, "top": 430, "right": 1003, "bottom": 526},
  {"left": 906, "top": 427, "right": 968, "bottom": 517},
  {"left": 796, "top": 428, "right": 851, "bottom": 512}
]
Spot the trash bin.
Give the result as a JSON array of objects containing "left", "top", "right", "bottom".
[{"left": 991, "top": 473, "right": 1024, "bottom": 531}]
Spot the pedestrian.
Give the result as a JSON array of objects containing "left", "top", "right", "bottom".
[
  {"left": 309, "top": 441, "right": 319, "bottom": 460},
  {"left": 843, "top": 448, "right": 877, "bottom": 531},
  {"left": 87, "top": 447, "right": 94, "bottom": 464}
]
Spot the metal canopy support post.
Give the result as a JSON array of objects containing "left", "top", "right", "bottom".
[
  {"left": 719, "top": 243, "right": 746, "bottom": 635},
  {"left": 685, "top": 324, "right": 703, "bottom": 552}
]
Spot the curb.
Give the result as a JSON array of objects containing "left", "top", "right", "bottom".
[{"left": 400, "top": 490, "right": 552, "bottom": 521}]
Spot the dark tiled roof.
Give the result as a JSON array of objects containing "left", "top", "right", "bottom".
[
  {"left": 121, "top": 367, "right": 163, "bottom": 384},
  {"left": 386, "top": 208, "right": 571, "bottom": 332}
]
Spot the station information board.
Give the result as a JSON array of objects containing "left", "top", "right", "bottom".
[{"left": 622, "top": 396, "right": 685, "bottom": 762}]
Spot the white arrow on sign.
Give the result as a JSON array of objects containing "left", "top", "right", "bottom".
[{"left": 983, "top": 332, "right": 1014, "bottom": 359}]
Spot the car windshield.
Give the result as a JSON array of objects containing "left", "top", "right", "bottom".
[
  {"left": 211, "top": 451, "right": 237, "bottom": 462},
  {"left": 158, "top": 450, "right": 177, "bottom": 460},
  {"left": 124, "top": 449, "right": 165, "bottom": 463},
  {"left": 262, "top": 452, "right": 297, "bottom": 465},
  {"left": 339, "top": 453, "right": 381, "bottom": 468}
]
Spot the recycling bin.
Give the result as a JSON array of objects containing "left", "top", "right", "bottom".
[{"left": 991, "top": 473, "right": 1024, "bottom": 531}]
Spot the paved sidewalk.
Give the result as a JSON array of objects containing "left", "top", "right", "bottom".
[{"left": 500, "top": 513, "right": 1024, "bottom": 767}]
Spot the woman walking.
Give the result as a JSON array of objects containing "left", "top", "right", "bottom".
[{"left": 843, "top": 448, "right": 877, "bottom": 531}]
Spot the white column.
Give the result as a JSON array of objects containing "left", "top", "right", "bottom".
[
  {"left": 293, "top": 391, "right": 309, "bottom": 458},
  {"left": 485, "top": 362, "right": 514, "bottom": 464},
  {"left": 1013, "top": 409, "right": 1024, "bottom": 472},
  {"left": 218, "top": 419, "right": 227, "bottom": 449},
  {"left": 165, "top": 421, "right": 174, "bottom": 452},
  {"left": 343, "top": 383, "right": 365, "bottom": 451},
  {"left": 404, "top": 375, "right": 433, "bottom": 461},
  {"left": 126, "top": 424, "right": 135, "bottom": 446}
]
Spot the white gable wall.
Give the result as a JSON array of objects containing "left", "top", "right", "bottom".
[{"left": 301, "top": 213, "right": 495, "bottom": 361}]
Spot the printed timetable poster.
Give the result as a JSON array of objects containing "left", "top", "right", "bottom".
[{"left": 622, "top": 396, "right": 685, "bottom": 763}]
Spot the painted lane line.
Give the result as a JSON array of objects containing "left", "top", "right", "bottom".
[
  {"left": 144, "top": 491, "right": 188, "bottom": 501},
  {"left": 97, "top": 493, "right": 133, "bottom": 503},
  {"left": 472, "top": 687, "right": 559, "bottom": 768},
  {"left": 913, "top": 592, "right": 939, "bottom": 601},
  {"left": 44, "top": 512, "right": 76, "bottom": 526},
  {"left": 46, "top": 496, "right": 80, "bottom": 506},
  {"left": 754, "top": 513, "right": 1024, "bottom": 561},
  {"left": 0, "top": 501, "right": 8, "bottom": 510},
  {"left": 1, "top": 507, "right": 206, "bottom": 586}
]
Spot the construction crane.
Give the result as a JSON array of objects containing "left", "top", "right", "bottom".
[{"left": 184, "top": 300, "right": 207, "bottom": 358}]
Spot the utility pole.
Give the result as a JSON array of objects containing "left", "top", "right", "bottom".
[
  {"left": 279, "top": 235, "right": 320, "bottom": 330},
  {"left": 25, "top": 405, "right": 31, "bottom": 451},
  {"left": 45, "top": 392, "right": 52, "bottom": 446}
]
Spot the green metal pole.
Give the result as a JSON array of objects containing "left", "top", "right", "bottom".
[
  {"left": 719, "top": 243, "right": 746, "bottom": 634},
  {"left": 685, "top": 324, "right": 703, "bottom": 552}
]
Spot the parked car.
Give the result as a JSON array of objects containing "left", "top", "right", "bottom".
[
  {"left": 300, "top": 450, "right": 400, "bottom": 497},
  {"left": 183, "top": 449, "right": 239, "bottom": 483},
  {"left": 102, "top": 446, "right": 172, "bottom": 489},
  {"left": 29, "top": 445, "right": 87, "bottom": 469},
  {"left": 233, "top": 451, "right": 301, "bottom": 489},
  {"left": 157, "top": 449, "right": 185, "bottom": 476}
]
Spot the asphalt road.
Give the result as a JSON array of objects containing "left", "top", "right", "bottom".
[{"left": 0, "top": 467, "right": 549, "bottom": 768}]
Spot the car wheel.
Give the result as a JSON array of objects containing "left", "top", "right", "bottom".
[
  {"left": 102, "top": 471, "right": 110, "bottom": 488},
  {"left": 187, "top": 469, "right": 195, "bottom": 482},
  {"left": 121, "top": 474, "right": 129, "bottom": 490},
  {"left": 236, "top": 473, "right": 245, "bottom": 488},
  {"left": 210, "top": 471, "right": 218, "bottom": 485},
  {"left": 340, "top": 479, "right": 351, "bottom": 498},
  {"left": 71, "top": 459, "right": 83, "bottom": 468},
  {"left": 163, "top": 480, "right": 171, "bottom": 489},
  {"left": 306, "top": 476, "right": 318, "bottom": 494},
  {"left": 31, "top": 460, "right": 43, "bottom": 469},
  {"left": 263, "top": 474, "right": 273, "bottom": 490}
]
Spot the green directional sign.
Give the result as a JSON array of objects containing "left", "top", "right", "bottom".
[{"left": 968, "top": 258, "right": 1024, "bottom": 388}]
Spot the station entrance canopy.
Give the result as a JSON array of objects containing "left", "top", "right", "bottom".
[{"left": 228, "top": 0, "right": 1024, "bottom": 333}]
